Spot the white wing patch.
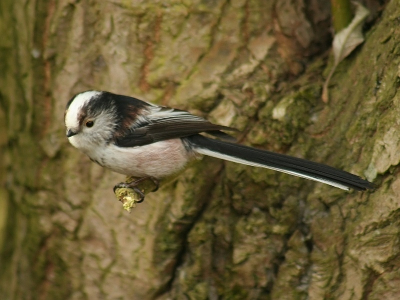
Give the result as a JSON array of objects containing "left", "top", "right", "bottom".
[{"left": 148, "top": 106, "right": 206, "bottom": 123}]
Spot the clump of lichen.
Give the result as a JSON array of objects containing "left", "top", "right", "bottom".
[{"left": 114, "top": 177, "right": 159, "bottom": 212}]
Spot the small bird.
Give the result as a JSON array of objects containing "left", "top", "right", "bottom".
[{"left": 64, "top": 90, "right": 373, "bottom": 201}]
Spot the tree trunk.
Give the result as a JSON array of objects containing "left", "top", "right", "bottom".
[{"left": 0, "top": 0, "right": 397, "bottom": 299}]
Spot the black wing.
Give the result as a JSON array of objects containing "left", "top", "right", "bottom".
[{"left": 115, "top": 106, "right": 238, "bottom": 147}]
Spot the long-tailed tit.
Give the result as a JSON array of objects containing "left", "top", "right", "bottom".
[{"left": 64, "top": 91, "right": 373, "bottom": 201}]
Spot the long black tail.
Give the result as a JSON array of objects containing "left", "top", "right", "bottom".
[{"left": 186, "top": 135, "right": 374, "bottom": 191}]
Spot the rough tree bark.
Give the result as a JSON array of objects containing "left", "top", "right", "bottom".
[{"left": 0, "top": 0, "right": 398, "bottom": 299}]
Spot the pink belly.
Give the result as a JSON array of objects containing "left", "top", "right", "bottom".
[{"left": 102, "top": 139, "right": 193, "bottom": 178}]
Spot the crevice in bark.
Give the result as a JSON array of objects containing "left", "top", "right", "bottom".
[
  {"left": 361, "top": 268, "right": 380, "bottom": 300},
  {"left": 182, "top": 0, "right": 229, "bottom": 82},
  {"left": 139, "top": 12, "right": 163, "bottom": 92},
  {"left": 152, "top": 163, "right": 225, "bottom": 298}
]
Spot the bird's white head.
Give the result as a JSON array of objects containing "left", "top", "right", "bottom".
[{"left": 64, "top": 90, "right": 119, "bottom": 152}]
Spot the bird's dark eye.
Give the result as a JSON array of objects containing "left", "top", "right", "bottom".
[{"left": 85, "top": 120, "right": 94, "bottom": 128}]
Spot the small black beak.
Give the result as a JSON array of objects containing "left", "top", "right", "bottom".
[{"left": 66, "top": 129, "right": 77, "bottom": 137}]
